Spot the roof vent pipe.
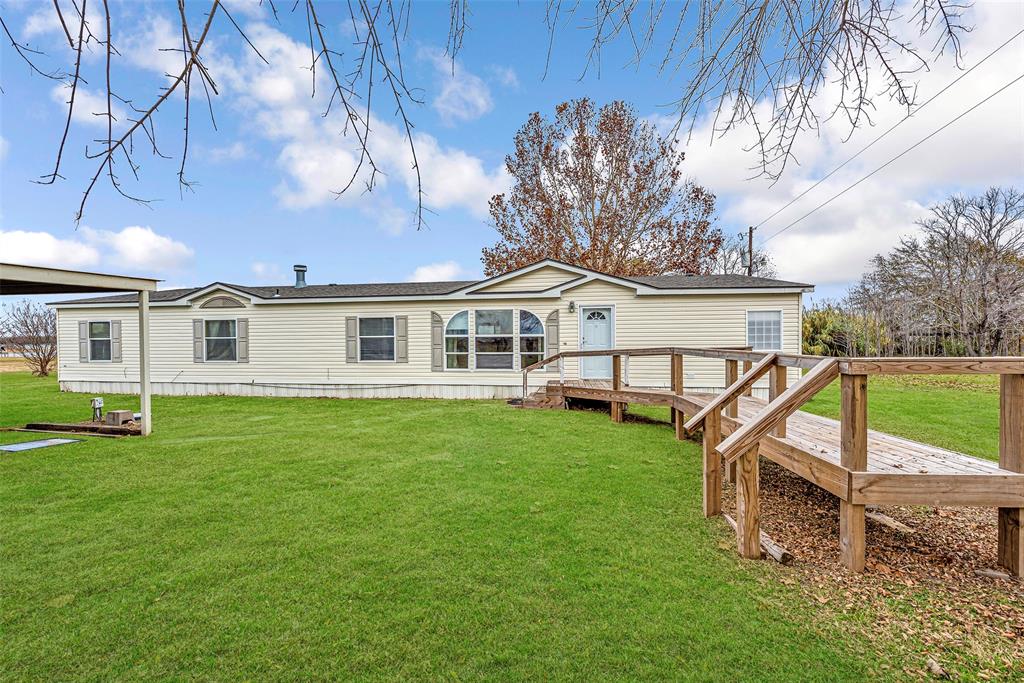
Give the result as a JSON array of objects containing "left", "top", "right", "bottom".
[{"left": 293, "top": 264, "right": 307, "bottom": 288}]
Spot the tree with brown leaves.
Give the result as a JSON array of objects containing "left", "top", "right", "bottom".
[{"left": 482, "top": 99, "right": 720, "bottom": 277}]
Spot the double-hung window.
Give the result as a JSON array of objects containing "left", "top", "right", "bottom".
[
  {"left": 359, "top": 317, "right": 396, "bottom": 361},
  {"left": 519, "top": 310, "right": 544, "bottom": 368},
  {"left": 475, "top": 309, "right": 514, "bottom": 369},
  {"left": 205, "top": 320, "right": 238, "bottom": 361},
  {"left": 747, "top": 310, "right": 782, "bottom": 351},
  {"left": 445, "top": 311, "right": 469, "bottom": 369},
  {"left": 88, "top": 321, "right": 112, "bottom": 361}
]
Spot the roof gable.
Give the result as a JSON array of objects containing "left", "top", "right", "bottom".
[{"left": 470, "top": 264, "right": 582, "bottom": 294}]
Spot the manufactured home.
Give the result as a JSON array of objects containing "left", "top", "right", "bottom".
[{"left": 52, "top": 260, "right": 813, "bottom": 399}]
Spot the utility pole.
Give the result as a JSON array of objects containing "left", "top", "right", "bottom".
[{"left": 746, "top": 226, "right": 755, "bottom": 277}]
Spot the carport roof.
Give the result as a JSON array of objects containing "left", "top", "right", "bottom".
[{"left": 0, "top": 263, "right": 159, "bottom": 296}]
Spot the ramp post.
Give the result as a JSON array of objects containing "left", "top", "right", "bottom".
[
  {"left": 724, "top": 360, "right": 739, "bottom": 483},
  {"left": 735, "top": 444, "right": 760, "bottom": 559},
  {"left": 671, "top": 353, "right": 685, "bottom": 439},
  {"left": 702, "top": 408, "right": 722, "bottom": 517},
  {"left": 840, "top": 373, "right": 868, "bottom": 572},
  {"left": 998, "top": 374, "right": 1023, "bottom": 575}
]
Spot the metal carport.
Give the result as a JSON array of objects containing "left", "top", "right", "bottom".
[{"left": 0, "top": 263, "right": 158, "bottom": 435}]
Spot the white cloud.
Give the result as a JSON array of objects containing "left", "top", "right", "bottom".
[
  {"left": 113, "top": 16, "right": 510, "bottom": 223},
  {"left": 77, "top": 226, "right": 194, "bottom": 272},
  {"left": 489, "top": 65, "right": 520, "bottom": 89},
  {"left": 0, "top": 225, "right": 196, "bottom": 274},
  {"left": 680, "top": 1, "right": 1024, "bottom": 287},
  {"left": 408, "top": 260, "right": 470, "bottom": 282},
  {"left": 50, "top": 84, "right": 126, "bottom": 127},
  {"left": 23, "top": 3, "right": 105, "bottom": 43},
  {"left": 421, "top": 47, "right": 494, "bottom": 125},
  {"left": 0, "top": 136, "right": 8, "bottom": 160},
  {"left": 120, "top": 16, "right": 188, "bottom": 77},
  {"left": 203, "top": 141, "right": 252, "bottom": 162},
  {"left": 0, "top": 230, "right": 101, "bottom": 269}
]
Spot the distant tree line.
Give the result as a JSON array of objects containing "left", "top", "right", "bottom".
[{"left": 803, "top": 187, "right": 1024, "bottom": 357}]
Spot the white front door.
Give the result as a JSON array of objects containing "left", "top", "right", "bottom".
[{"left": 580, "top": 307, "right": 613, "bottom": 379}]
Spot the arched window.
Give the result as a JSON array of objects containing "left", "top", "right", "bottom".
[
  {"left": 519, "top": 310, "right": 544, "bottom": 369},
  {"left": 445, "top": 311, "right": 469, "bottom": 369}
]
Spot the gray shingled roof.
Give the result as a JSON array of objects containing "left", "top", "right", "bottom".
[
  {"left": 631, "top": 273, "right": 812, "bottom": 289},
  {"left": 51, "top": 267, "right": 810, "bottom": 305}
]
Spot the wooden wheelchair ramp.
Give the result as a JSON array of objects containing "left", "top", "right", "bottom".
[{"left": 521, "top": 347, "right": 1024, "bottom": 575}]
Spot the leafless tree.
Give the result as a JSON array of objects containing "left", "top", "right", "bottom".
[
  {"left": 1, "top": 301, "right": 58, "bottom": 377},
  {"left": 2, "top": 1, "right": 972, "bottom": 223},
  {"left": 549, "top": 1, "right": 971, "bottom": 180},
  {"left": 2, "top": 0, "right": 427, "bottom": 226},
  {"left": 714, "top": 232, "right": 777, "bottom": 277},
  {"left": 847, "top": 187, "right": 1024, "bottom": 356}
]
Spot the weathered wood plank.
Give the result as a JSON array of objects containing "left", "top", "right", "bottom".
[
  {"left": 840, "top": 374, "right": 868, "bottom": 572},
  {"left": 999, "top": 374, "right": 1023, "bottom": 575},
  {"left": 560, "top": 386, "right": 675, "bottom": 406},
  {"left": 742, "top": 361, "right": 753, "bottom": 397},
  {"left": 725, "top": 360, "right": 739, "bottom": 483},
  {"left": 722, "top": 513, "right": 794, "bottom": 564},
  {"left": 840, "top": 358, "right": 1024, "bottom": 375},
  {"left": 769, "top": 364, "right": 788, "bottom": 437},
  {"left": 611, "top": 355, "right": 624, "bottom": 423},
  {"left": 684, "top": 353, "right": 777, "bottom": 433},
  {"left": 670, "top": 353, "right": 684, "bottom": 438},
  {"left": 735, "top": 445, "right": 761, "bottom": 559},
  {"left": 717, "top": 359, "right": 840, "bottom": 463},
  {"left": 703, "top": 409, "right": 722, "bottom": 517},
  {"left": 849, "top": 473, "right": 1024, "bottom": 506}
]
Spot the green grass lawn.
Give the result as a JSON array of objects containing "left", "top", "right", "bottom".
[{"left": 0, "top": 372, "right": 887, "bottom": 681}]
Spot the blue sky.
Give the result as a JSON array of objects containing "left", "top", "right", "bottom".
[{"left": 2, "top": 0, "right": 1022, "bottom": 302}]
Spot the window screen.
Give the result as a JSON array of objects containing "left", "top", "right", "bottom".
[{"left": 747, "top": 311, "right": 782, "bottom": 351}]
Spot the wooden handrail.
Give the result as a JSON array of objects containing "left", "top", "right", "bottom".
[
  {"left": 839, "top": 357, "right": 1024, "bottom": 375},
  {"left": 683, "top": 353, "right": 778, "bottom": 433},
  {"left": 716, "top": 358, "right": 840, "bottom": 463},
  {"left": 522, "top": 346, "right": 826, "bottom": 375}
]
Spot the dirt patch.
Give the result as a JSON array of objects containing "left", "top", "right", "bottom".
[{"left": 721, "top": 460, "right": 1023, "bottom": 679}]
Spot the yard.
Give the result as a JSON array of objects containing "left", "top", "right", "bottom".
[{"left": 0, "top": 372, "right": 1017, "bottom": 680}]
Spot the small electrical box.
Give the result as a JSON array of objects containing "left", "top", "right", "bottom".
[
  {"left": 91, "top": 397, "right": 104, "bottom": 422},
  {"left": 105, "top": 410, "right": 135, "bottom": 426}
]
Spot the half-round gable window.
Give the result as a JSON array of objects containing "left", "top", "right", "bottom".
[{"left": 199, "top": 295, "right": 245, "bottom": 309}]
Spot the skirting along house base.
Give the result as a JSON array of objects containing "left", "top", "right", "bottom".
[{"left": 52, "top": 260, "right": 812, "bottom": 399}]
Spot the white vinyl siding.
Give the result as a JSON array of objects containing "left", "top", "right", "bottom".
[
  {"left": 474, "top": 265, "right": 578, "bottom": 293},
  {"left": 54, "top": 281, "right": 802, "bottom": 397}
]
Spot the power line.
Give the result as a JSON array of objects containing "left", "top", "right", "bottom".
[
  {"left": 760, "top": 71, "right": 1024, "bottom": 245},
  {"left": 753, "top": 27, "right": 1024, "bottom": 233}
]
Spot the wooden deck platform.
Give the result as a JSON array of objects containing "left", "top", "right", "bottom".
[
  {"left": 524, "top": 348, "right": 1024, "bottom": 574},
  {"left": 548, "top": 379, "right": 1024, "bottom": 508}
]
